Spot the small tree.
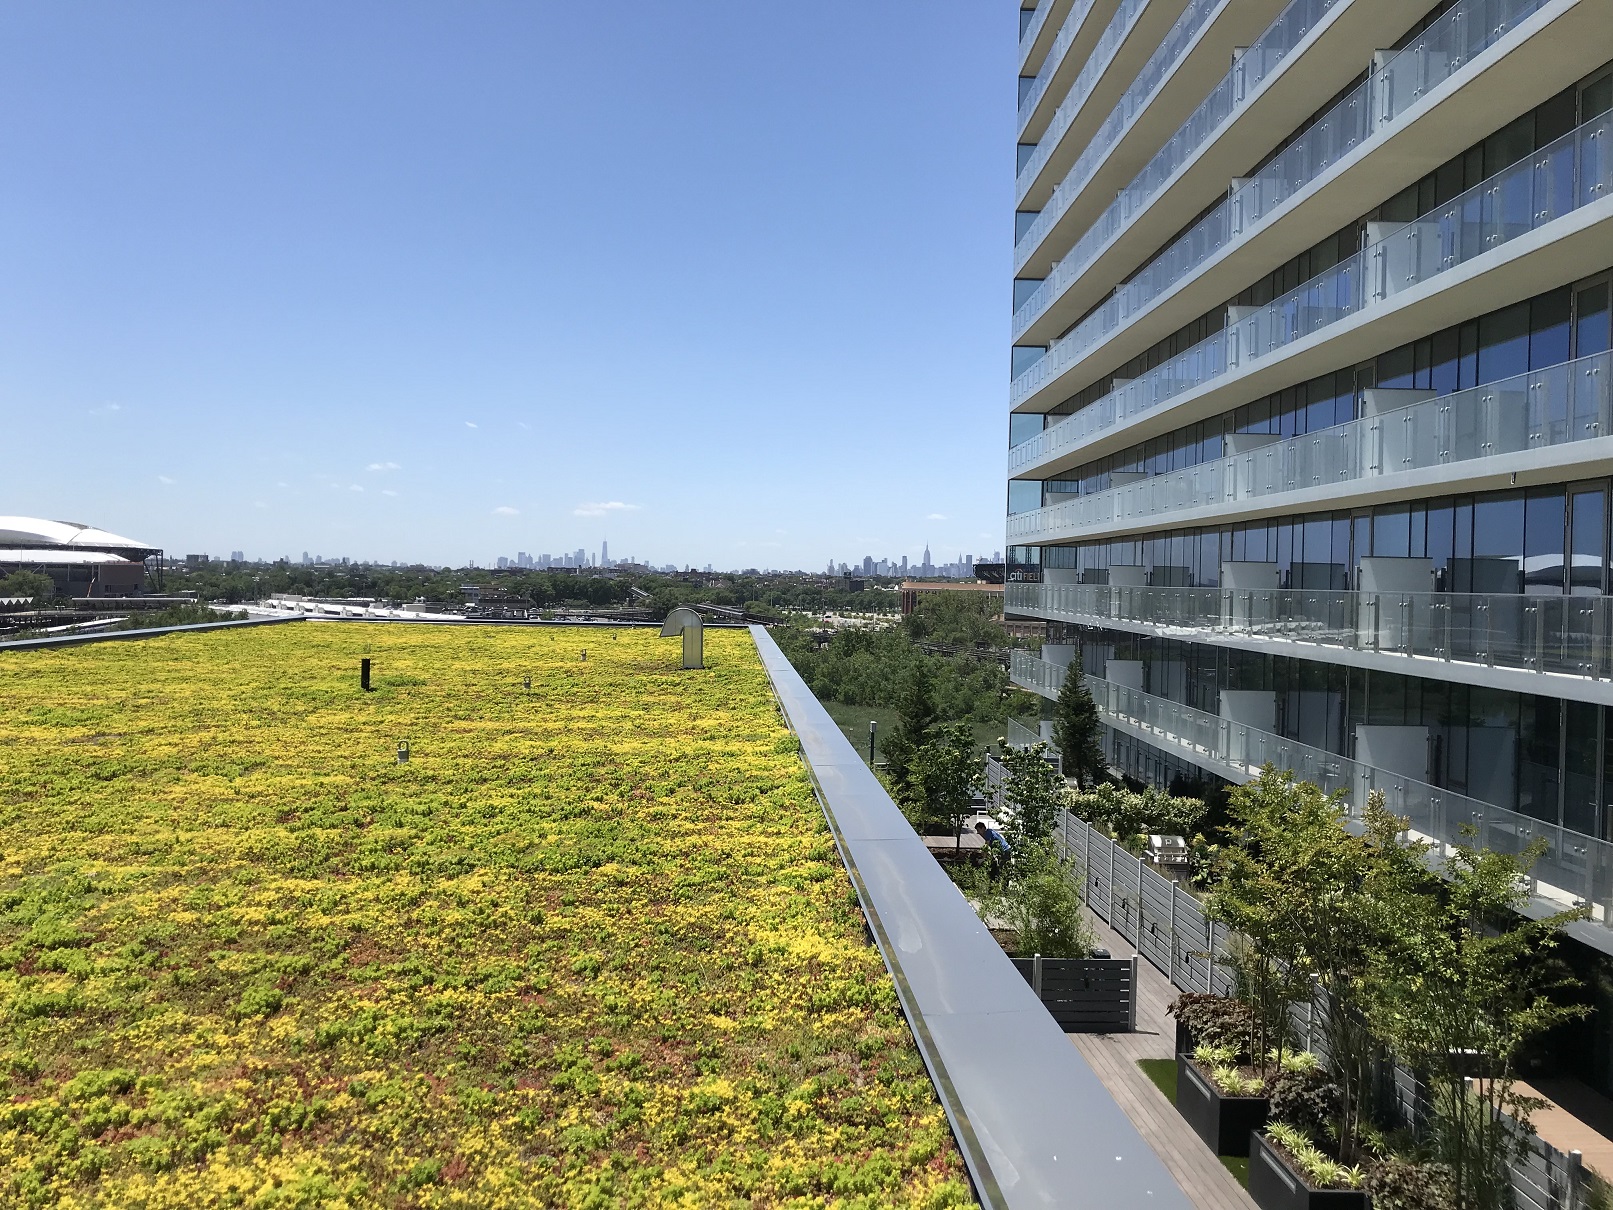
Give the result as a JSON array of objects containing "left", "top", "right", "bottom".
[
  {"left": 881, "top": 659, "right": 939, "bottom": 801},
  {"left": 1362, "top": 826, "right": 1589, "bottom": 1210},
  {"left": 905, "top": 722, "right": 983, "bottom": 848},
  {"left": 1052, "top": 653, "right": 1106, "bottom": 787},
  {"left": 977, "top": 839, "right": 1095, "bottom": 958},
  {"left": 1207, "top": 767, "right": 1351, "bottom": 1083},
  {"left": 994, "top": 740, "right": 1066, "bottom": 857},
  {"left": 0, "top": 570, "right": 55, "bottom": 604}
]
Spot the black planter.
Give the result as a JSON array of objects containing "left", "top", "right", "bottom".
[
  {"left": 1176, "top": 1053, "right": 1268, "bottom": 1157},
  {"left": 1248, "top": 1132, "right": 1368, "bottom": 1210},
  {"left": 1175, "top": 1018, "right": 1192, "bottom": 1055}
]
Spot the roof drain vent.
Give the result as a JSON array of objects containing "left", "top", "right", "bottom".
[{"left": 659, "top": 606, "right": 704, "bottom": 670}]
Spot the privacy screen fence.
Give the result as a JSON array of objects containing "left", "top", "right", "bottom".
[{"left": 984, "top": 754, "right": 1600, "bottom": 1210}]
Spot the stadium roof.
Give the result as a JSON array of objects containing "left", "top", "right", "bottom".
[
  {"left": 0, "top": 549, "right": 146, "bottom": 567},
  {"left": 0, "top": 518, "right": 159, "bottom": 559}
]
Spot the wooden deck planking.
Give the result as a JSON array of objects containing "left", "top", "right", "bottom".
[{"left": 1071, "top": 911, "right": 1258, "bottom": 1210}]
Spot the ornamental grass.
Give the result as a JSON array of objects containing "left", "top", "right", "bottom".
[{"left": 0, "top": 624, "right": 970, "bottom": 1208}]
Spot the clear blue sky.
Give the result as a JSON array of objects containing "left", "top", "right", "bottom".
[{"left": 0, "top": 3, "right": 1010, "bottom": 571}]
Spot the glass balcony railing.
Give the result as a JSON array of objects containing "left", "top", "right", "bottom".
[
  {"left": 1023, "top": 0, "right": 1152, "bottom": 166},
  {"left": 1006, "top": 717, "right": 1053, "bottom": 752},
  {"left": 1017, "top": 0, "right": 1207, "bottom": 205},
  {"left": 1017, "top": 0, "right": 1101, "bottom": 132},
  {"left": 1015, "top": 0, "right": 1344, "bottom": 268},
  {"left": 1009, "top": 350, "right": 1613, "bottom": 540},
  {"left": 1020, "top": 0, "right": 1055, "bottom": 66},
  {"left": 1013, "top": 0, "right": 1556, "bottom": 343},
  {"left": 1008, "top": 579, "right": 1613, "bottom": 681},
  {"left": 1008, "top": 107, "right": 1613, "bottom": 466},
  {"left": 1008, "top": 655, "right": 1613, "bottom": 915}
]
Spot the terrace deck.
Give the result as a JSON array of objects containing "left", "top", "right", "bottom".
[{"left": 1071, "top": 911, "right": 1258, "bottom": 1210}]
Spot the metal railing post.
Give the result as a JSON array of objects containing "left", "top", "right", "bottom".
[
  {"left": 1169, "top": 879, "right": 1179, "bottom": 988},
  {"left": 1108, "top": 831, "right": 1116, "bottom": 925},
  {"left": 1129, "top": 954, "right": 1140, "bottom": 1032},
  {"left": 1033, "top": 953, "right": 1044, "bottom": 1001}
]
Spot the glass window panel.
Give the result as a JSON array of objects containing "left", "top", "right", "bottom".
[
  {"left": 1377, "top": 344, "right": 1415, "bottom": 390},
  {"left": 1536, "top": 86, "right": 1579, "bottom": 146},
  {"left": 1582, "top": 72, "right": 1613, "bottom": 122},
  {"left": 1009, "top": 413, "right": 1044, "bottom": 446},
  {"left": 1372, "top": 506, "right": 1412, "bottom": 558},
  {"left": 1459, "top": 322, "right": 1479, "bottom": 389},
  {"left": 1008, "top": 479, "right": 1042, "bottom": 515},
  {"left": 1478, "top": 303, "right": 1530, "bottom": 385},
  {"left": 1523, "top": 489, "right": 1566, "bottom": 594},
  {"left": 1576, "top": 282, "right": 1611, "bottom": 358},
  {"left": 1564, "top": 701, "right": 1600, "bottom": 837},
  {"left": 1430, "top": 329, "right": 1461, "bottom": 395},
  {"left": 1529, "top": 288, "right": 1572, "bottom": 370},
  {"left": 1483, "top": 112, "right": 1535, "bottom": 177},
  {"left": 1428, "top": 502, "right": 1455, "bottom": 587},
  {"left": 1518, "top": 695, "right": 1563, "bottom": 824},
  {"left": 1473, "top": 493, "right": 1525, "bottom": 593},
  {"left": 1571, "top": 489, "right": 1606, "bottom": 595}
]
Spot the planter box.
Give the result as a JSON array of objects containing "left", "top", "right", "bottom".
[
  {"left": 1176, "top": 1052, "right": 1268, "bottom": 1156},
  {"left": 1248, "top": 1132, "right": 1368, "bottom": 1210},
  {"left": 1011, "top": 955, "right": 1137, "bottom": 1032},
  {"left": 1176, "top": 1019, "right": 1192, "bottom": 1055}
]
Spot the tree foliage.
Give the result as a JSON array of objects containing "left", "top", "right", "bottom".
[
  {"left": 1072, "top": 783, "right": 1205, "bottom": 842},
  {"left": 973, "top": 840, "right": 1095, "bottom": 959},
  {"left": 994, "top": 742, "right": 1066, "bottom": 857},
  {"left": 903, "top": 722, "right": 984, "bottom": 844},
  {"left": 1052, "top": 654, "right": 1106, "bottom": 787},
  {"left": 0, "top": 570, "right": 55, "bottom": 604},
  {"left": 1361, "top": 817, "right": 1590, "bottom": 1210}
]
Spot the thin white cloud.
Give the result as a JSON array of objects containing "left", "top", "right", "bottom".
[
  {"left": 516, "top": 421, "right": 530, "bottom": 430},
  {"left": 381, "top": 489, "right": 400, "bottom": 498},
  {"left": 157, "top": 475, "right": 175, "bottom": 485},
  {"left": 465, "top": 421, "right": 478, "bottom": 429},
  {"left": 492, "top": 505, "right": 519, "bottom": 516},
  {"left": 349, "top": 485, "right": 364, "bottom": 493},
  {"left": 90, "top": 403, "right": 122, "bottom": 416},
  {"left": 276, "top": 481, "right": 289, "bottom": 488},
  {"left": 926, "top": 513, "right": 948, "bottom": 521},
  {"left": 367, "top": 461, "right": 401, "bottom": 472},
  {"left": 253, "top": 500, "right": 267, "bottom": 509},
  {"left": 573, "top": 501, "right": 640, "bottom": 518}
]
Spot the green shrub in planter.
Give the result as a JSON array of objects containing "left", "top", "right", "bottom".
[{"left": 1362, "top": 1157, "right": 1455, "bottom": 1210}]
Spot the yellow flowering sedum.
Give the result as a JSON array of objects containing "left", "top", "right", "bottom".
[{"left": 0, "top": 625, "right": 970, "bottom": 1208}]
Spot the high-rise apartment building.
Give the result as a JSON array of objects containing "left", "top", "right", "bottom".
[{"left": 1004, "top": 0, "right": 1613, "bottom": 964}]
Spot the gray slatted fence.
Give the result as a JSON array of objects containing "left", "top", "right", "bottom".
[{"left": 1010, "top": 956, "right": 1138, "bottom": 1032}]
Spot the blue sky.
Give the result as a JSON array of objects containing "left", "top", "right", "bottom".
[{"left": 0, "top": 3, "right": 1010, "bottom": 570}]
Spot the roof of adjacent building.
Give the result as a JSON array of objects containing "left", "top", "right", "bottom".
[
  {"left": 0, "top": 518, "right": 159, "bottom": 559},
  {"left": 0, "top": 549, "right": 146, "bottom": 566}
]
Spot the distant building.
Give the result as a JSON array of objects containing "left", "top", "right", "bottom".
[{"left": 0, "top": 517, "right": 160, "bottom": 598}]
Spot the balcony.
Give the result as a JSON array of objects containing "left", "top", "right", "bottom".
[
  {"left": 1011, "top": 0, "right": 1421, "bottom": 281},
  {"left": 1009, "top": 351, "right": 1613, "bottom": 548},
  {"left": 1006, "top": 578, "right": 1613, "bottom": 704},
  {"left": 1014, "top": 0, "right": 1202, "bottom": 215},
  {"left": 1016, "top": 0, "right": 1114, "bottom": 143},
  {"left": 1012, "top": 0, "right": 1609, "bottom": 365},
  {"left": 1014, "top": 0, "right": 1360, "bottom": 279},
  {"left": 1008, "top": 108, "right": 1613, "bottom": 476},
  {"left": 1018, "top": 0, "right": 1066, "bottom": 77},
  {"left": 1008, "top": 654, "right": 1613, "bottom": 928}
]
